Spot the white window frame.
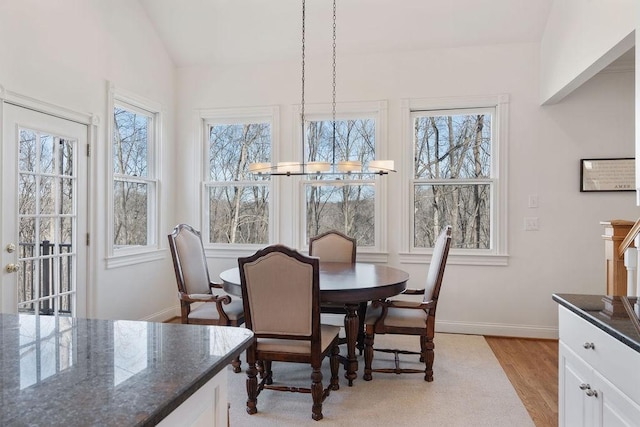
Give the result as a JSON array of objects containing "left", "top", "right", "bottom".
[
  {"left": 400, "top": 95, "right": 509, "bottom": 266},
  {"left": 106, "top": 83, "right": 162, "bottom": 268},
  {"left": 293, "top": 100, "right": 390, "bottom": 261},
  {"left": 199, "top": 106, "right": 279, "bottom": 257}
]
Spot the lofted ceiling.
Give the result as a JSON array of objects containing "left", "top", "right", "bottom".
[{"left": 138, "top": 0, "right": 555, "bottom": 68}]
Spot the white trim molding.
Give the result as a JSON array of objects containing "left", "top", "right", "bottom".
[
  {"left": 436, "top": 319, "right": 558, "bottom": 340},
  {"left": 106, "top": 81, "right": 164, "bottom": 268},
  {"left": 1, "top": 85, "right": 95, "bottom": 125},
  {"left": 401, "top": 94, "right": 510, "bottom": 266},
  {"left": 198, "top": 105, "right": 280, "bottom": 247},
  {"left": 293, "top": 100, "right": 391, "bottom": 253},
  {"left": 0, "top": 84, "right": 97, "bottom": 316},
  {"left": 399, "top": 252, "right": 508, "bottom": 266}
]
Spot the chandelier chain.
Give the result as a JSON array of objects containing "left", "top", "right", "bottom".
[
  {"left": 332, "top": 0, "right": 337, "bottom": 123},
  {"left": 300, "top": 0, "right": 307, "bottom": 168},
  {"left": 301, "top": 0, "right": 306, "bottom": 136},
  {"left": 248, "top": 0, "right": 393, "bottom": 176},
  {"left": 331, "top": 0, "right": 337, "bottom": 166}
]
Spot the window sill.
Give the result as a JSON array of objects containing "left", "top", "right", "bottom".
[
  {"left": 204, "top": 245, "right": 390, "bottom": 264},
  {"left": 107, "top": 247, "right": 167, "bottom": 269},
  {"left": 398, "top": 251, "right": 509, "bottom": 266},
  {"left": 354, "top": 252, "right": 389, "bottom": 263},
  {"left": 204, "top": 245, "right": 268, "bottom": 259}
]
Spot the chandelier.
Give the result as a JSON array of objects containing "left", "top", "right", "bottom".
[{"left": 249, "top": 0, "right": 395, "bottom": 177}]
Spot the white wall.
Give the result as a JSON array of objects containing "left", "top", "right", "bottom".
[
  {"left": 540, "top": 0, "right": 635, "bottom": 105},
  {"left": 1, "top": 1, "right": 636, "bottom": 334},
  {"left": 176, "top": 42, "right": 638, "bottom": 338},
  {"left": 0, "top": 0, "right": 178, "bottom": 321},
  {"left": 637, "top": 2, "right": 640, "bottom": 201}
]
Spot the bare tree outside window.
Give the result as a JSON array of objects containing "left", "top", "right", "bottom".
[
  {"left": 113, "top": 105, "right": 155, "bottom": 247},
  {"left": 304, "top": 118, "right": 377, "bottom": 245},
  {"left": 207, "top": 122, "right": 270, "bottom": 244},
  {"left": 413, "top": 111, "right": 492, "bottom": 249},
  {"left": 17, "top": 128, "right": 76, "bottom": 314}
]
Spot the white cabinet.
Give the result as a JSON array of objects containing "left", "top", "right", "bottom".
[
  {"left": 157, "top": 369, "right": 228, "bottom": 427},
  {"left": 560, "top": 342, "right": 592, "bottom": 425},
  {"left": 558, "top": 306, "right": 640, "bottom": 427}
]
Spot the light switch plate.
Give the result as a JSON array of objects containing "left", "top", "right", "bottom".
[{"left": 524, "top": 217, "right": 539, "bottom": 231}]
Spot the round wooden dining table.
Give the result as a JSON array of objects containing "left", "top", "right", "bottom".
[{"left": 219, "top": 262, "right": 409, "bottom": 386}]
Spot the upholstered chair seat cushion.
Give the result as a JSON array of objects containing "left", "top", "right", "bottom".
[
  {"left": 365, "top": 304, "right": 428, "bottom": 329},
  {"left": 188, "top": 297, "right": 244, "bottom": 321},
  {"left": 256, "top": 325, "right": 341, "bottom": 354}
]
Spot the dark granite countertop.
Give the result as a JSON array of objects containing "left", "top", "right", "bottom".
[
  {"left": 0, "top": 314, "right": 253, "bottom": 426},
  {"left": 552, "top": 293, "right": 640, "bottom": 354}
]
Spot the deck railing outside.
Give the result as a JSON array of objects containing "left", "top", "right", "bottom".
[{"left": 18, "top": 241, "right": 73, "bottom": 315}]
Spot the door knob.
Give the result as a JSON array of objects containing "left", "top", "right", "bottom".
[
  {"left": 5, "top": 263, "right": 20, "bottom": 273},
  {"left": 585, "top": 389, "right": 598, "bottom": 398}
]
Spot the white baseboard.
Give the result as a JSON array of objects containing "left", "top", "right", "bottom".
[
  {"left": 151, "top": 309, "right": 560, "bottom": 339},
  {"left": 141, "top": 306, "right": 180, "bottom": 323},
  {"left": 436, "top": 320, "right": 558, "bottom": 339},
  {"left": 323, "top": 313, "right": 559, "bottom": 339}
]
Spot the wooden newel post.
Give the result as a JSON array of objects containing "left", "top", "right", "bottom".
[{"left": 601, "top": 220, "right": 635, "bottom": 296}]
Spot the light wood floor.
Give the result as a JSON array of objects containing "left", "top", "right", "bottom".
[{"left": 485, "top": 336, "right": 558, "bottom": 427}]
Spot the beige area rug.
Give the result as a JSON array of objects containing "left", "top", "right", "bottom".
[{"left": 227, "top": 333, "right": 534, "bottom": 426}]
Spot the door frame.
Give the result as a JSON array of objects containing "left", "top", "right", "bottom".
[{"left": 0, "top": 84, "right": 97, "bottom": 316}]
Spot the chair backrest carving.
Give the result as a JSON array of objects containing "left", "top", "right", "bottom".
[
  {"left": 239, "top": 245, "right": 320, "bottom": 340},
  {"left": 168, "top": 224, "right": 211, "bottom": 295},
  {"left": 309, "top": 230, "right": 356, "bottom": 263},
  {"left": 423, "top": 225, "right": 452, "bottom": 304}
]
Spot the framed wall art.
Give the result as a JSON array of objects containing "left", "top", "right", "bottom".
[{"left": 580, "top": 158, "right": 635, "bottom": 192}]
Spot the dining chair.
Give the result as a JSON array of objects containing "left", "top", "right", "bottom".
[
  {"left": 167, "top": 223, "right": 245, "bottom": 372},
  {"left": 362, "top": 225, "right": 452, "bottom": 382},
  {"left": 238, "top": 244, "right": 341, "bottom": 421},
  {"left": 309, "top": 230, "right": 367, "bottom": 354}
]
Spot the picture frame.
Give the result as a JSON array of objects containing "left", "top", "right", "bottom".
[{"left": 580, "top": 158, "right": 635, "bottom": 192}]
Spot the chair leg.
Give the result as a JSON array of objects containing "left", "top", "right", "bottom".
[
  {"left": 263, "top": 360, "right": 273, "bottom": 385},
  {"left": 422, "top": 335, "right": 435, "bottom": 382},
  {"left": 246, "top": 362, "right": 258, "bottom": 415},
  {"left": 329, "top": 345, "right": 340, "bottom": 390},
  {"left": 310, "top": 366, "right": 324, "bottom": 421},
  {"left": 231, "top": 356, "right": 241, "bottom": 373},
  {"left": 363, "top": 329, "right": 374, "bottom": 381}
]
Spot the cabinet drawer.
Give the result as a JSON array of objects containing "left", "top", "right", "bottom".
[
  {"left": 558, "top": 306, "right": 640, "bottom": 404},
  {"left": 559, "top": 306, "right": 605, "bottom": 367}
]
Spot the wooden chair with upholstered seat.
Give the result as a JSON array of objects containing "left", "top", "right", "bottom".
[
  {"left": 363, "top": 225, "right": 452, "bottom": 382},
  {"left": 168, "top": 223, "right": 245, "bottom": 372},
  {"left": 238, "top": 244, "right": 341, "bottom": 421},
  {"left": 308, "top": 230, "right": 356, "bottom": 264},
  {"left": 308, "top": 230, "right": 367, "bottom": 354}
]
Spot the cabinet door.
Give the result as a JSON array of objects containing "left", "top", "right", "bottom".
[
  {"left": 595, "top": 370, "right": 640, "bottom": 427},
  {"left": 559, "top": 343, "right": 594, "bottom": 427}
]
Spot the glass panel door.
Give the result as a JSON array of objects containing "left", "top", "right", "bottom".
[{"left": 2, "top": 104, "right": 87, "bottom": 316}]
